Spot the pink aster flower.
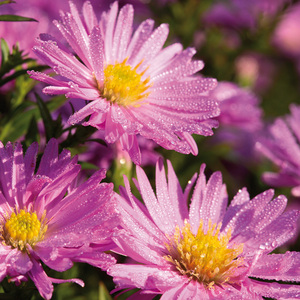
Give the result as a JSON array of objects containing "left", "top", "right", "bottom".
[
  {"left": 256, "top": 104, "right": 300, "bottom": 197},
  {"left": 204, "top": 0, "right": 291, "bottom": 30},
  {"left": 0, "top": 138, "right": 119, "bottom": 300},
  {"left": 28, "top": 1, "right": 220, "bottom": 165},
  {"left": 206, "top": 82, "right": 263, "bottom": 161},
  {"left": 108, "top": 160, "right": 300, "bottom": 299},
  {"left": 211, "top": 81, "right": 263, "bottom": 131}
]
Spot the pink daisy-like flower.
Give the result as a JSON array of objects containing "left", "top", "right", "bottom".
[
  {"left": 256, "top": 104, "right": 300, "bottom": 197},
  {"left": 28, "top": 1, "right": 220, "bottom": 165},
  {"left": 108, "top": 159, "right": 300, "bottom": 299},
  {"left": 207, "top": 81, "right": 263, "bottom": 160},
  {"left": 0, "top": 138, "right": 119, "bottom": 300},
  {"left": 211, "top": 81, "right": 263, "bottom": 131}
]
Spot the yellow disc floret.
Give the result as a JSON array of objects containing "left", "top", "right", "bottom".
[
  {"left": 165, "top": 219, "right": 244, "bottom": 288},
  {"left": 1, "top": 209, "right": 47, "bottom": 251},
  {"left": 101, "top": 58, "right": 151, "bottom": 107}
]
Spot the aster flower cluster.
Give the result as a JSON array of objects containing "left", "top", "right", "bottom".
[{"left": 0, "top": 0, "right": 300, "bottom": 299}]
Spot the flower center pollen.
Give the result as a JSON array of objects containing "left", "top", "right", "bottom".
[
  {"left": 2, "top": 209, "right": 47, "bottom": 251},
  {"left": 165, "top": 220, "right": 244, "bottom": 288},
  {"left": 101, "top": 59, "right": 151, "bottom": 107}
]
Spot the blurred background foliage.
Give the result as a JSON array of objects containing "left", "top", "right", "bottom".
[{"left": 0, "top": 0, "right": 300, "bottom": 299}]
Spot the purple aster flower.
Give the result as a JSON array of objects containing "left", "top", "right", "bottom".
[
  {"left": 0, "top": 138, "right": 119, "bottom": 299},
  {"left": 204, "top": 0, "right": 291, "bottom": 29},
  {"left": 203, "top": 3, "right": 255, "bottom": 29},
  {"left": 256, "top": 104, "right": 300, "bottom": 197},
  {"left": 29, "top": 1, "right": 220, "bottom": 165},
  {"left": 108, "top": 160, "right": 300, "bottom": 299}
]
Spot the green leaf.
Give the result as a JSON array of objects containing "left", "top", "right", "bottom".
[
  {"left": 35, "top": 93, "right": 63, "bottom": 141},
  {"left": 98, "top": 282, "right": 112, "bottom": 300},
  {"left": 78, "top": 161, "right": 99, "bottom": 170},
  {"left": 0, "top": 65, "right": 46, "bottom": 87},
  {"left": 0, "top": 14, "right": 37, "bottom": 22},
  {"left": 24, "top": 115, "right": 39, "bottom": 145},
  {"left": 11, "top": 70, "right": 38, "bottom": 108},
  {"left": 0, "top": 95, "right": 66, "bottom": 143},
  {"left": 0, "top": 0, "right": 15, "bottom": 6},
  {"left": 1, "top": 38, "right": 9, "bottom": 64},
  {"left": 0, "top": 40, "right": 38, "bottom": 84},
  {"left": 60, "top": 125, "right": 97, "bottom": 148}
]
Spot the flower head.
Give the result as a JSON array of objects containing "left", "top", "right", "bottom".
[
  {"left": 256, "top": 104, "right": 300, "bottom": 197},
  {"left": 207, "top": 81, "right": 263, "bottom": 160},
  {"left": 273, "top": 3, "right": 300, "bottom": 58},
  {"left": 29, "top": 1, "right": 220, "bottom": 165},
  {"left": 211, "top": 81, "right": 263, "bottom": 131},
  {"left": 108, "top": 159, "right": 300, "bottom": 299},
  {"left": 0, "top": 139, "right": 119, "bottom": 299}
]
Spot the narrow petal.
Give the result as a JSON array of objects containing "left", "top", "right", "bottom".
[
  {"left": 111, "top": 4, "right": 133, "bottom": 62},
  {"left": 28, "top": 260, "right": 53, "bottom": 300},
  {"left": 130, "top": 23, "right": 169, "bottom": 69},
  {"left": 250, "top": 279, "right": 300, "bottom": 299},
  {"left": 136, "top": 165, "right": 174, "bottom": 235},
  {"left": 89, "top": 26, "right": 104, "bottom": 86},
  {"left": 126, "top": 19, "right": 154, "bottom": 61},
  {"left": 103, "top": 1, "right": 119, "bottom": 63},
  {"left": 167, "top": 160, "right": 189, "bottom": 225},
  {"left": 251, "top": 252, "right": 300, "bottom": 282},
  {"left": 108, "top": 264, "right": 184, "bottom": 291},
  {"left": 189, "top": 166, "right": 227, "bottom": 233}
]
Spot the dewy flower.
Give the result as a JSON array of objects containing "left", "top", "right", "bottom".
[
  {"left": 28, "top": 1, "right": 220, "bottom": 165},
  {"left": 256, "top": 104, "right": 300, "bottom": 197},
  {"left": 108, "top": 159, "right": 300, "bottom": 299},
  {"left": 207, "top": 81, "right": 263, "bottom": 160},
  {"left": 211, "top": 81, "right": 262, "bottom": 131},
  {"left": 0, "top": 139, "right": 119, "bottom": 300}
]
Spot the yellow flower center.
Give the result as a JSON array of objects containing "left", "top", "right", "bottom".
[
  {"left": 1, "top": 209, "right": 47, "bottom": 251},
  {"left": 165, "top": 220, "right": 244, "bottom": 289},
  {"left": 100, "top": 59, "right": 151, "bottom": 107}
]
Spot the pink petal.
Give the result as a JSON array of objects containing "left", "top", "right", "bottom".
[
  {"left": 167, "top": 160, "right": 189, "bottom": 223},
  {"left": 112, "top": 229, "right": 166, "bottom": 265},
  {"left": 89, "top": 26, "right": 104, "bottom": 86},
  {"left": 126, "top": 19, "right": 155, "bottom": 61},
  {"left": 250, "top": 279, "right": 300, "bottom": 299},
  {"left": 111, "top": 4, "right": 133, "bottom": 62},
  {"left": 6, "top": 249, "right": 32, "bottom": 274},
  {"left": 28, "top": 259, "right": 53, "bottom": 300},
  {"left": 251, "top": 252, "right": 300, "bottom": 282},
  {"left": 108, "top": 264, "right": 184, "bottom": 291},
  {"left": 103, "top": 1, "right": 119, "bottom": 63},
  {"left": 189, "top": 165, "right": 227, "bottom": 233},
  {"left": 82, "top": 1, "right": 98, "bottom": 34},
  {"left": 130, "top": 23, "right": 169, "bottom": 69},
  {"left": 136, "top": 164, "right": 174, "bottom": 235}
]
